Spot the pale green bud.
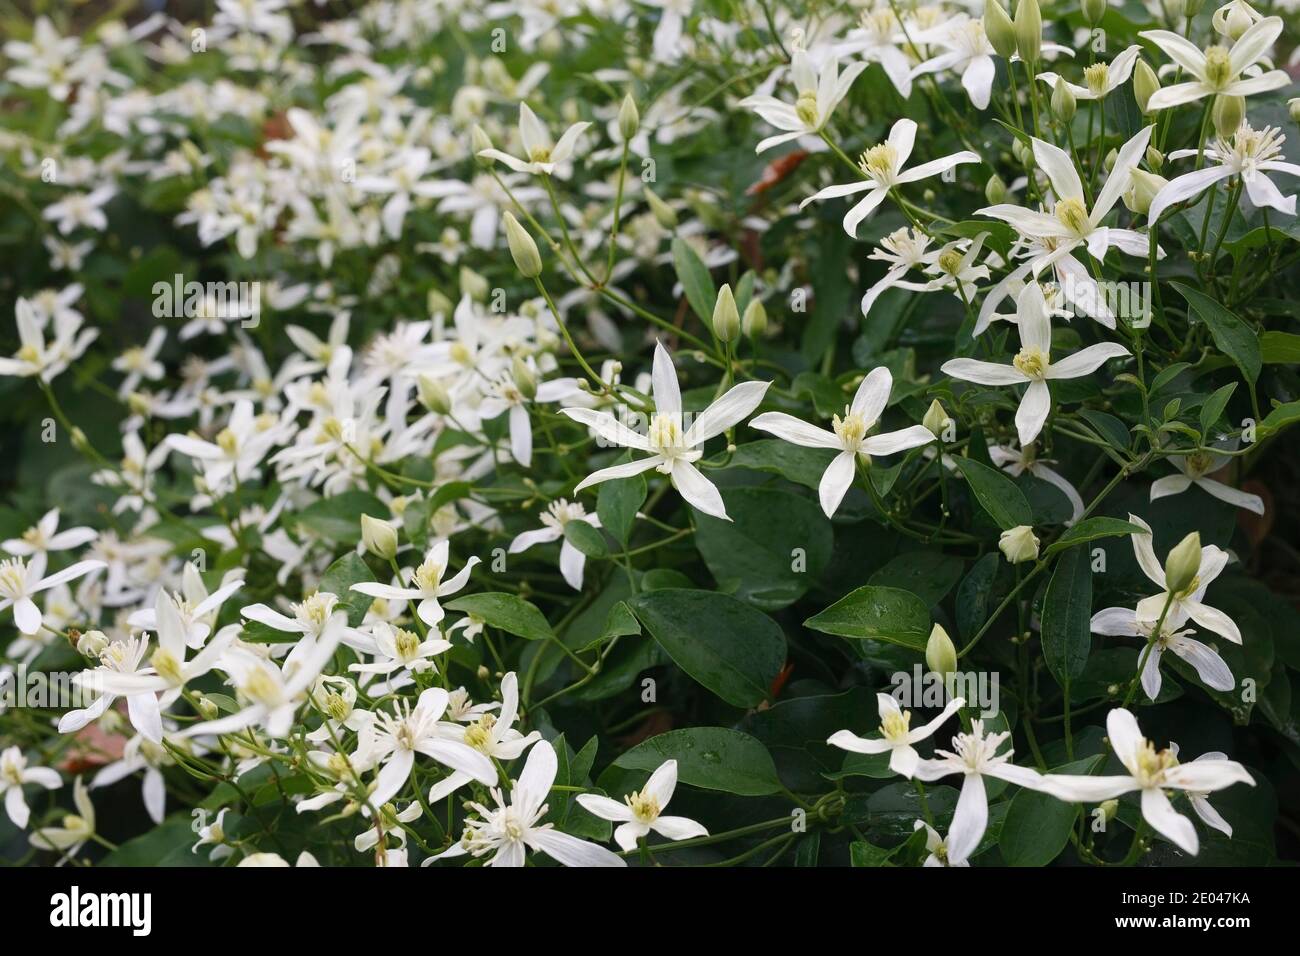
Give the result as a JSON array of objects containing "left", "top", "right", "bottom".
[
  {"left": 1133, "top": 59, "right": 1160, "bottom": 114},
  {"left": 1212, "top": 94, "right": 1244, "bottom": 139},
  {"left": 512, "top": 353, "right": 538, "bottom": 400},
  {"left": 925, "top": 623, "right": 958, "bottom": 679},
  {"left": 460, "top": 266, "right": 489, "bottom": 301},
  {"left": 984, "top": 0, "right": 1018, "bottom": 58},
  {"left": 1051, "top": 81, "right": 1077, "bottom": 122},
  {"left": 985, "top": 173, "right": 1007, "bottom": 204},
  {"left": 76, "top": 629, "right": 109, "bottom": 657},
  {"left": 923, "top": 399, "right": 952, "bottom": 439},
  {"left": 1290, "top": 98, "right": 1300, "bottom": 124},
  {"left": 1082, "top": 0, "right": 1107, "bottom": 26},
  {"left": 644, "top": 186, "right": 678, "bottom": 229},
  {"left": 503, "top": 211, "right": 542, "bottom": 278},
  {"left": 999, "top": 524, "right": 1040, "bottom": 563},
  {"left": 196, "top": 695, "right": 220, "bottom": 721},
  {"left": 618, "top": 93, "right": 640, "bottom": 142},
  {"left": 1123, "top": 168, "right": 1168, "bottom": 216},
  {"left": 1164, "top": 531, "right": 1202, "bottom": 594},
  {"left": 361, "top": 514, "right": 399, "bottom": 560},
  {"left": 427, "top": 289, "right": 453, "bottom": 318},
  {"left": 742, "top": 297, "right": 768, "bottom": 338},
  {"left": 417, "top": 374, "right": 452, "bottom": 414},
  {"left": 1014, "top": 0, "right": 1042, "bottom": 64},
  {"left": 471, "top": 125, "right": 493, "bottom": 165},
  {"left": 1145, "top": 145, "right": 1164, "bottom": 171},
  {"left": 712, "top": 284, "right": 740, "bottom": 342}
]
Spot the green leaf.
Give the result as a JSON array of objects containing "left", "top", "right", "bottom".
[
  {"left": 444, "top": 592, "right": 553, "bottom": 641},
  {"left": 318, "top": 552, "right": 375, "bottom": 626},
  {"left": 671, "top": 237, "right": 716, "bottom": 327},
  {"left": 956, "top": 553, "right": 1000, "bottom": 641},
  {"left": 1076, "top": 409, "right": 1130, "bottom": 450},
  {"left": 954, "top": 457, "right": 1032, "bottom": 530},
  {"left": 1259, "top": 400, "right": 1300, "bottom": 438},
  {"left": 693, "top": 487, "right": 832, "bottom": 610},
  {"left": 1040, "top": 546, "right": 1093, "bottom": 686},
  {"left": 596, "top": 471, "right": 646, "bottom": 546},
  {"left": 1000, "top": 756, "right": 1097, "bottom": 866},
  {"left": 804, "top": 585, "right": 931, "bottom": 650},
  {"left": 1198, "top": 382, "right": 1236, "bottom": 437},
  {"left": 1172, "top": 281, "right": 1260, "bottom": 384},
  {"left": 613, "top": 728, "right": 782, "bottom": 795},
  {"left": 1261, "top": 330, "right": 1300, "bottom": 364},
  {"left": 629, "top": 589, "right": 786, "bottom": 707},
  {"left": 722, "top": 440, "right": 838, "bottom": 490},
  {"left": 563, "top": 520, "right": 608, "bottom": 558},
  {"left": 1044, "top": 517, "right": 1146, "bottom": 556},
  {"left": 869, "top": 551, "right": 964, "bottom": 607}
]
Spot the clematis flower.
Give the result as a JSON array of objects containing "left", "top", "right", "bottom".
[
  {"left": 127, "top": 564, "right": 244, "bottom": 649},
  {"left": 1090, "top": 605, "right": 1234, "bottom": 699},
  {"left": 0, "top": 298, "right": 98, "bottom": 382},
  {"left": 914, "top": 819, "right": 969, "bottom": 867},
  {"left": 1127, "top": 514, "right": 1240, "bottom": 644},
  {"left": 1148, "top": 122, "right": 1300, "bottom": 224},
  {"left": 1, "top": 747, "right": 62, "bottom": 829},
  {"left": 639, "top": 0, "right": 693, "bottom": 62},
  {"left": 2, "top": 508, "right": 96, "bottom": 559},
  {"left": 738, "top": 50, "right": 866, "bottom": 153},
  {"left": 429, "top": 673, "right": 540, "bottom": 802},
  {"left": 988, "top": 442, "right": 1084, "bottom": 524},
  {"left": 978, "top": 126, "right": 1155, "bottom": 264},
  {"left": 111, "top": 327, "right": 167, "bottom": 396},
  {"left": 242, "top": 590, "right": 375, "bottom": 655},
  {"left": 561, "top": 341, "right": 770, "bottom": 521},
  {"left": 800, "top": 118, "right": 981, "bottom": 237},
  {"left": 940, "top": 283, "right": 1130, "bottom": 444},
  {"left": 0, "top": 552, "right": 105, "bottom": 635},
  {"left": 1149, "top": 445, "right": 1264, "bottom": 515},
  {"left": 59, "top": 634, "right": 161, "bottom": 742},
  {"left": 91, "top": 734, "right": 173, "bottom": 825},
  {"left": 349, "top": 622, "right": 451, "bottom": 678},
  {"left": 1039, "top": 708, "right": 1253, "bottom": 855},
  {"left": 912, "top": 720, "right": 1051, "bottom": 865},
  {"left": 355, "top": 687, "right": 496, "bottom": 806},
  {"left": 833, "top": 8, "right": 914, "bottom": 97},
  {"left": 476, "top": 102, "right": 591, "bottom": 176},
  {"left": 29, "top": 776, "right": 96, "bottom": 859},
  {"left": 350, "top": 539, "right": 480, "bottom": 628},
  {"left": 910, "top": 17, "right": 1000, "bottom": 110},
  {"left": 577, "top": 759, "right": 709, "bottom": 850},
  {"left": 1139, "top": 17, "right": 1290, "bottom": 111},
  {"left": 1037, "top": 45, "right": 1143, "bottom": 101},
  {"left": 428, "top": 740, "right": 625, "bottom": 867},
  {"left": 508, "top": 498, "right": 604, "bottom": 590},
  {"left": 751, "top": 366, "right": 934, "bottom": 516},
  {"left": 859, "top": 227, "right": 933, "bottom": 317},
  {"left": 827, "top": 693, "right": 966, "bottom": 778}
]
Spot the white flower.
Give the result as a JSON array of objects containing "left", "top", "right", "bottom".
[
  {"left": 2, "top": 508, "right": 96, "bottom": 559},
  {"left": 833, "top": 9, "right": 913, "bottom": 97},
  {"left": 111, "top": 328, "right": 167, "bottom": 396},
  {"left": 1037, "top": 45, "right": 1142, "bottom": 101},
  {"left": 988, "top": 442, "right": 1084, "bottom": 524},
  {"left": 0, "top": 298, "right": 98, "bottom": 382},
  {"left": 476, "top": 102, "right": 591, "bottom": 176},
  {"left": 751, "top": 366, "right": 934, "bottom": 516},
  {"left": 1148, "top": 122, "right": 1300, "bottom": 224},
  {"left": 429, "top": 673, "right": 541, "bottom": 802},
  {"left": 800, "top": 118, "right": 981, "bottom": 236},
  {"left": 914, "top": 819, "right": 969, "bottom": 867},
  {"left": 91, "top": 734, "right": 173, "bottom": 825},
  {"left": 576, "top": 759, "right": 709, "bottom": 850},
  {"left": 30, "top": 776, "right": 96, "bottom": 858},
  {"left": 42, "top": 186, "right": 116, "bottom": 234},
  {"left": 1, "top": 747, "right": 62, "bottom": 829},
  {"left": 349, "top": 622, "right": 451, "bottom": 678},
  {"left": 355, "top": 687, "right": 497, "bottom": 806},
  {"left": 859, "top": 227, "right": 933, "bottom": 317},
  {"left": 1039, "top": 708, "right": 1253, "bottom": 855},
  {"left": 1090, "top": 605, "right": 1234, "bottom": 700},
  {"left": 941, "top": 283, "right": 1130, "bottom": 444},
  {"left": 561, "top": 341, "right": 770, "bottom": 521},
  {"left": 0, "top": 553, "right": 104, "bottom": 635},
  {"left": 350, "top": 539, "right": 480, "bottom": 628},
  {"left": 913, "top": 720, "right": 1050, "bottom": 865},
  {"left": 509, "top": 498, "right": 604, "bottom": 590},
  {"left": 164, "top": 399, "right": 279, "bottom": 494},
  {"left": 738, "top": 50, "right": 866, "bottom": 153},
  {"left": 640, "top": 0, "right": 693, "bottom": 62},
  {"left": 1140, "top": 17, "right": 1290, "bottom": 110},
  {"left": 428, "top": 740, "right": 625, "bottom": 867},
  {"left": 910, "top": 17, "right": 999, "bottom": 110},
  {"left": 241, "top": 590, "right": 375, "bottom": 655},
  {"left": 827, "top": 693, "right": 966, "bottom": 778},
  {"left": 1127, "top": 514, "right": 1241, "bottom": 644},
  {"left": 1149, "top": 445, "right": 1264, "bottom": 515},
  {"left": 193, "top": 807, "right": 235, "bottom": 861},
  {"left": 978, "top": 125, "right": 1155, "bottom": 263},
  {"left": 59, "top": 633, "right": 162, "bottom": 742},
  {"left": 127, "top": 564, "right": 244, "bottom": 649}
]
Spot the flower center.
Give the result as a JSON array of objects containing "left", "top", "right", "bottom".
[
  {"left": 413, "top": 559, "right": 445, "bottom": 593},
  {"left": 151, "top": 648, "right": 183, "bottom": 685},
  {"left": 0, "top": 559, "right": 27, "bottom": 599},
  {"left": 1013, "top": 347, "right": 1049, "bottom": 379},
  {"left": 1203, "top": 46, "right": 1232, "bottom": 88},
  {"left": 293, "top": 592, "right": 337, "bottom": 633},
  {"left": 626, "top": 790, "right": 661, "bottom": 823},
  {"left": 858, "top": 143, "right": 897, "bottom": 183},
  {"left": 648, "top": 413, "right": 686, "bottom": 455},
  {"left": 1084, "top": 63, "right": 1109, "bottom": 96},
  {"left": 464, "top": 714, "right": 497, "bottom": 751},
  {"left": 880, "top": 709, "right": 912, "bottom": 742},
  {"left": 795, "top": 90, "right": 820, "bottom": 127},
  {"left": 1054, "top": 197, "right": 1091, "bottom": 235},
  {"left": 831, "top": 407, "right": 869, "bottom": 450},
  {"left": 393, "top": 628, "right": 421, "bottom": 661},
  {"left": 1133, "top": 740, "right": 1178, "bottom": 787}
]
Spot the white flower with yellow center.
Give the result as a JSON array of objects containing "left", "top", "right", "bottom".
[
  {"left": 0, "top": 551, "right": 104, "bottom": 636},
  {"left": 351, "top": 538, "right": 480, "bottom": 628},
  {"left": 350, "top": 621, "right": 451, "bottom": 677},
  {"left": 941, "top": 283, "right": 1130, "bottom": 445},
  {"left": 910, "top": 16, "right": 1000, "bottom": 110},
  {"left": 751, "top": 365, "right": 936, "bottom": 517},
  {"left": 476, "top": 102, "right": 591, "bottom": 176},
  {"left": 1140, "top": 16, "right": 1289, "bottom": 110},
  {"left": 739, "top": 49, "right": 867, "bottom": 153},
  {"left": 577, "top": 759, "right": 709, "bottom": 851},
  {"left": 1126, "top": 513, "right": 1241, "bottom": 644},
  {"left": 1039, "top": 708, "right": 1254, "bottom": 855},
  {"left": 1037, "top": 44, "right": 1142, "bottom": 101},
  {"left": 562, "top": 341, "right": 770, "bottom": 521},
  {"left": 828, "top": 692, "right": 966, "bottom": 778},
  {"left": 0, "top": 746, "right": 62, "bottom": 829},
  {"left": 241, "top": 589, "right": 375, "bottom": 655},
  {"left": 1149, "top": 122, "right": 1300, "bottom": 224},
  {"left": 29, "top": 776, "right": 96, "bottom": 859},
  {"left": 2, "top": 507, "right": 96, "bottom": 560},
  {"left": 508, "top": 498, "right": 605, "bottom": 591},
  {"left": 427, "top": 672, "right": 540, "bottom": 803},
  {"left": 914, "top": 819, "right": 969, "bottom": 867},
  {"left": 800, "top": 118, "right": 981, "bottom": 237},
  {"left": 1090, "top": 604, "right": 1234, "bottom": 700},
  {"left": 1149, "top": 443, "right": 1264, "bottom": 514}
]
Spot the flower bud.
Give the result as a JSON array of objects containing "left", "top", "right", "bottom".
[
  {"left": 361, "top": 514, "right": 399, "bottom": 560},
  {"left": 1145, "top": 145, "right": 1164, "bottom": 171},
  {"left": 1013, "top": 0, "right": 1042, "bottom": 64},
  {"left": 1082, "top": 0, "right": 1107, "bottom": 26},
  {"left": 1184, "top": 0, "right": 1205, "bottom": 17},
  {"left": 76, "top": 629, "right": 109, "bottom": 657},
  {"left": 196, "top": 695, "right": 220, "bottom": 721},
  {"left": 1123, "top": 168, "right": 1168, "bottom": 216},
  {"left": 1162, "top": 0, "right": 1186, "bottom": 19},
  {"left": 1104, "top": 147, "right": 1118, "bottom": 172},
  {"left": 512, "top": 353, "right": 538, "bottom": 400},
  {"left": 1012, "top": 137, "right": 1033, "bottom": 168},
  {"left": 985, "top": 173, "right": 1007, "bottom": 204},
  {"left": 1290, "top": 98, "right": 1300, "bottom": 124},
  {"left": 1163, "top": 531, "right": 1202, "bottom": 594},
  {"left": 984, "top": 0, "right": 1018, "bottom": 58},
  {"left": 427, "top": 289, "right": 453, "bottom": 318},
  {"left": 618, "top": 93, "right": 640, "bottom": 142},
  {"left": 923, "top": 399, "right": 952, "bottom": 439},
  {"left": 1133, "top": 59, "right": 1160, "bottom": 114},
  {"left": 471, "top": 124, "right": 493, "bottom": 165},
  {"left": 644, "top": 186, "right": 678, "bottom": 229},
  {"left": 502, "top": 211, "right": 542, "bottom": 278},
  {"left": 417, "top": 374, "right": 452, "bottom": 414},
  {"left": 460, "top": 266, "right": 488, "bottom": 301},
  {"left": 925, "top": 623, "right": 959, "bottom": 680},
  {"left": 1212, "top": 94, "right": 1244, "bottom": 140},
  {"left": 999, "top": 524, "right": 1040, "bottom": 563},
  {"left": 712, "top": 283, "right": 740, "bottom": 342},
  {"left": 1051, "top": 81, "right": 1077, "bottom": 122},
  {"left": 742, "top": 297, "right": 768, "bottom": 338},
  {"left": 1099, "top": 798, "right": 1119, "bottom": 822}
]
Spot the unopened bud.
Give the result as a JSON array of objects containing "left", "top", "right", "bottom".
[
  {"left": 427, "top": 289, "right": 452, "bottom": 318},
  {"left": 985, "top": 173, "right": 1007, "bottom": 204},
  {"left": 1014, "top": 0, "right": 1042, "bottom": 64},
  {"left": 644, "top": 186, "right": 678, "bottom": 229},
  {"left": 1123, "top": 168, "right": 1168, "bottom": 216},
  {"left": 1082, "top": 0, "right": 1107, "bottom": 26},
  {"left": 1099, "top": 798, "right": 1119, "bottom": 821},
  {"left": 618, "top": 93, "right": 640, "bottom": 142},
  {"left": 1133, "top": 59, "right": 1160, "bottom": 114},
  {"left": 460, "top": 266, "right": 488, "bottom": 301},
  {"left": 471, "top": 125, "right": 493, "bottom": 165},
  {"left": 1104, "top": 148, "right": 1118, "bottom": 172},
  {"left": 76, "top": 629, "right": 109, "bottom": 657},
  {"left": 1290, "top": 98, "right": 1300, "bottom": 124},
  {"left": 196, "top": 695, "right": 220, "bottom": 721},
  {"left": 1164, "top": 531, "right": 1202, "bottom": 594},
  {"left": 712, "top": 284, "right": 740, "bottom": 342},
  {"left": 999, "top": 524, "right": 1040, "bottom": 563},
  {"left": 1051, "top": 81, "right": 1077, "bottom": 122},
  {"left": 361, "top": 514, "right": 399, "bottom": 560},
  {"left": 417, "top": 374, "right": 452, "bottom": 414},
  {"left": 923, "top": 399, "right": 952, "bottom": 439},
  {"left": 1145, "top": 145, "right": 1164, "bottom": 171},
  {"left": 1212, "top": 94, "right": 1244, "bottom": 139},
  {"left": 925, "top": 623, "right": 958, "bottom": 679},
  {"left": 742, "top": 297, "right": 768, "bottom": 338},
  {"left": 512, "top": 354, "right": 538, "bottom": 399},
  {"left": 503, "top": 211, "right": 542, "bottom": 278},
  {"left": 984, "top": 0, "right": 1018, "bottom": 58}
]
